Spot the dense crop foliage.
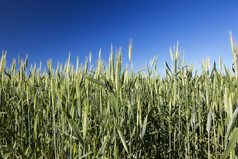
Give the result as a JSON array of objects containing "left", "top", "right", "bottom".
[{"left": 1, "top": 34, "right": 238, "bottom": 158}]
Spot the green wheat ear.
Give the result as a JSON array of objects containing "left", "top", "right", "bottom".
[
  {"left": 229, "top": 31, "right": 238, "bottom": 79},
  {"left": 128, "top": 39, "right": 133, "bottom": 61}
]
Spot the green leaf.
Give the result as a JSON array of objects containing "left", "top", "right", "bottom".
[
  {"left": 110, "top": 93, "right": 118, "bottom": 118},
  {"left": 224, "top": 65, "right": 231, "bottom": 83},
  {"left": 62, "top": 104, "right": 84, "bottom": 147},
  {"left": 98, "top": 106, "right": 109, "bottom": 138},
  {"left": 3, "top": 152, "right": 12, "bottom": 159},
  {"left": 221, "top": 127, "right": 238, "bottom": 159},
  {"left": 97, "top": 136, "right": 108, "bottom": 158},
  {"left": 165, "top": 62, "right": 172, "bottom": 74},
  {"left": 78, "top": 152, "right": 93, "bottom": 159},
  {"left": 225, "top": 107, "right": 238, "bottom": 146},
  {"left": 116, "top": 126, "right": 128, "bottom": 153},
  {"left": 105, "top": 133, "right": 115, "bottom": 152},
  {"left": 84, "top": 76, "right": 114, "bottom": 94}
]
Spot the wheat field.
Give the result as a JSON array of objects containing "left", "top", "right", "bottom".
[{"left": 1, "top": 33, "right": 238, "bottom": 158}]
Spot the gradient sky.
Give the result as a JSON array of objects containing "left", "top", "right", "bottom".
[{"left": 1, "top": 0, "right": 238, "bottom": 74}]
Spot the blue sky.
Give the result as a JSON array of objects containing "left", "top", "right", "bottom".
[{"left": 0, "top": 0, "right": 238, "bottom": 74}]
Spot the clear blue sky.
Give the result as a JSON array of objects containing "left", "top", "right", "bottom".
[{"left": 1, "top": 0, "right": 238, "bottom": 74}]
